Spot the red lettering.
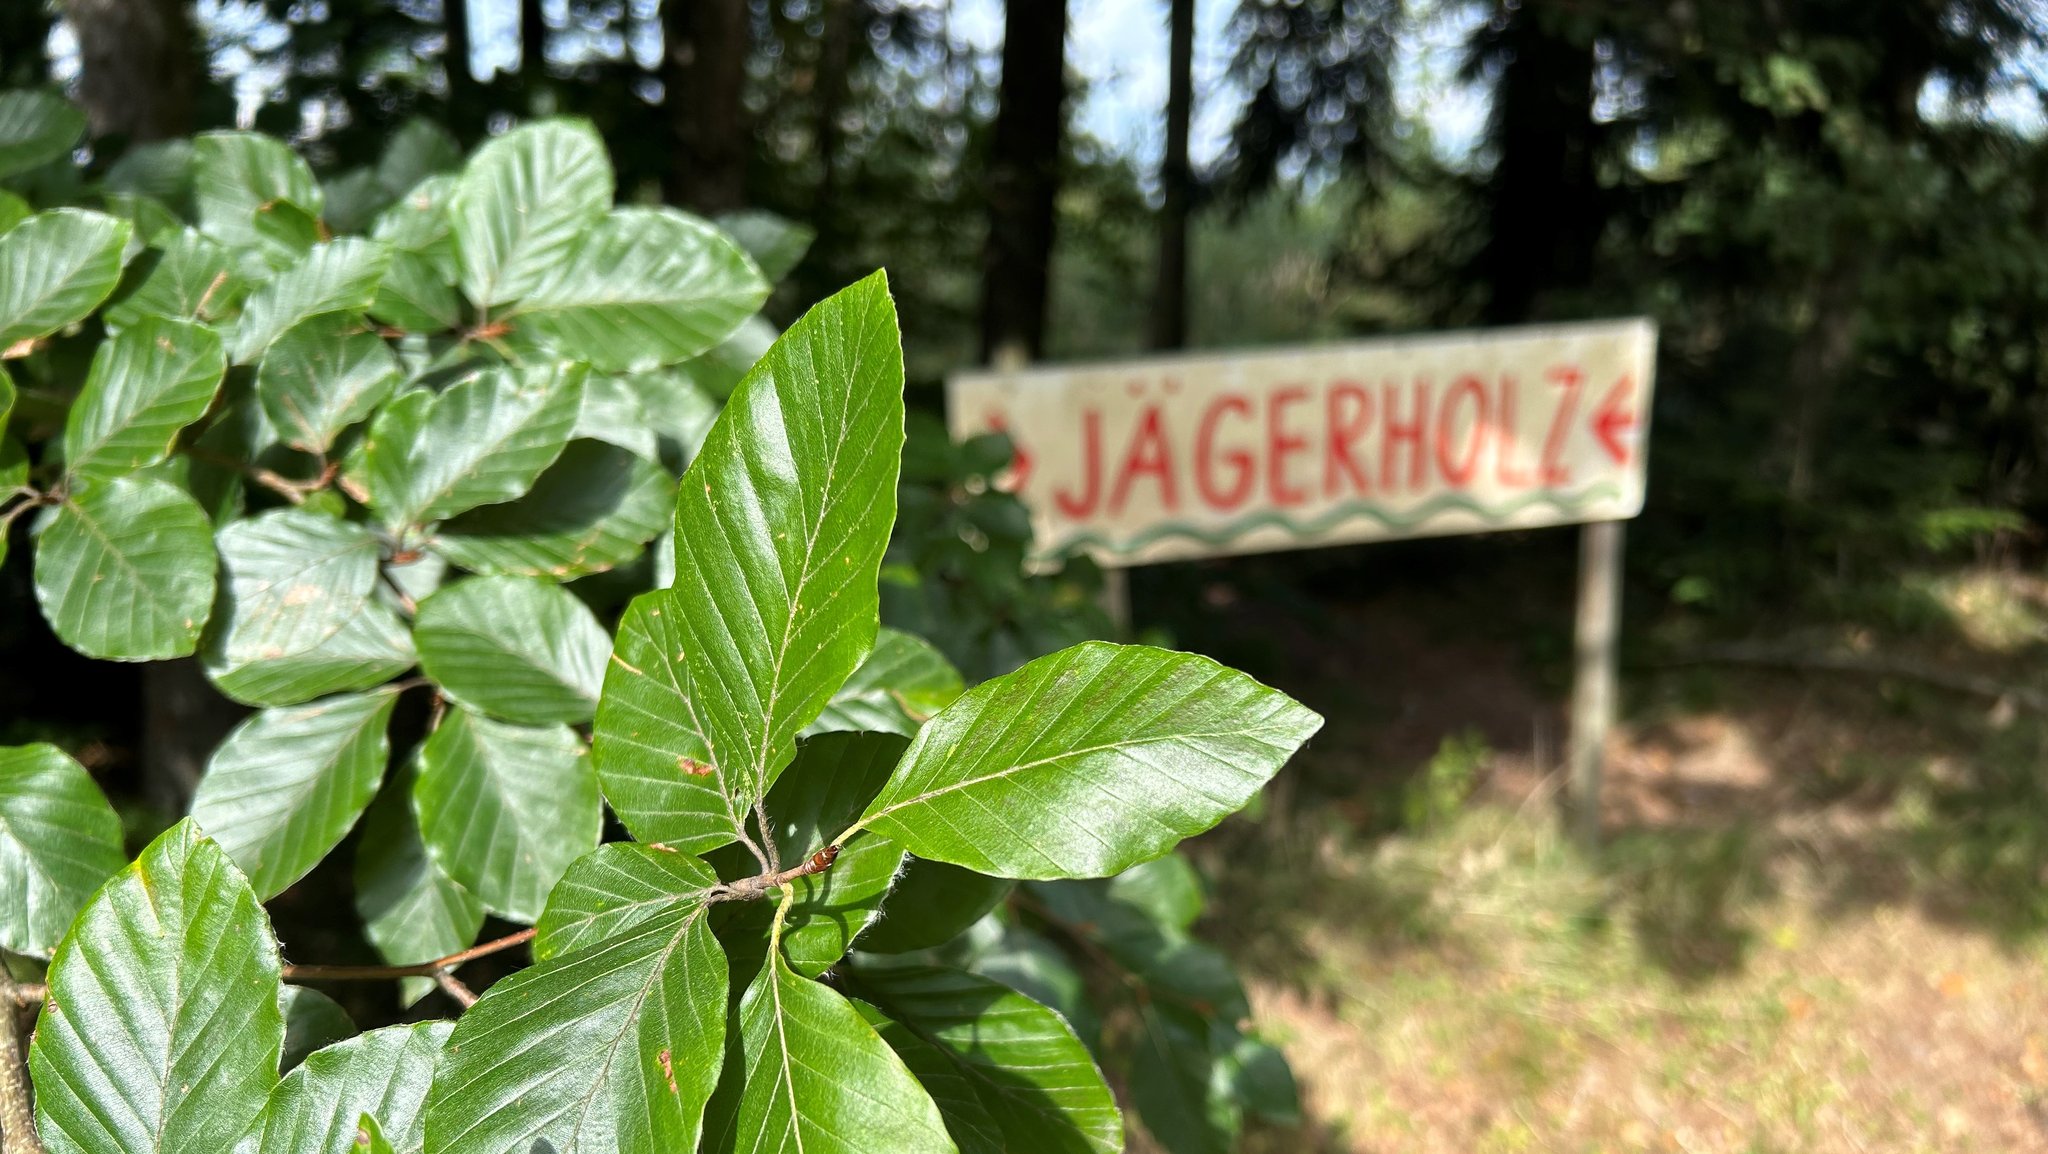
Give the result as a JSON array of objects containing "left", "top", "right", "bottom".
[
  {"left": 1109, "top": 405, "right": 1178, "bottom": 514},
  {"left": 1542, "top": 365, "right": 1583, "bottom": 485},
  {"left": 1434, "top": 376, "right": 1488, "bottom": 488},
  {"left": 1324, "top": 381, "right": 1372, "bottom": 497},
  {"left": 1267, "top": 386, "right": 1310, "bottom": 506},
  {"left": 1381, "top": 379, "right": 1430, "bottom": 492},
  {"left": 1055, "top": 409, "right": 1103, "bottom": 518},
  {"left": 1195, "top": 395, "right": 1255, "bottom": 510},
  {"left": 1494, "top": 375, "right": 1532, "bottom": 488}
]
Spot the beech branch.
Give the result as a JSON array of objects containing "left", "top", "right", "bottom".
[
  {"left": 711, "top": 844, "right": 841, "bottom": 902},
  {"left": 0, "top": 973, "right": 43, "bottom": 1154},
  {"left": 281, "top": 928, "right": 536, "bottom": 981}
]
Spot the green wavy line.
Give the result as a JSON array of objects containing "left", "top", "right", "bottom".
[{"left": 1040, "top": 483, "right": 1627, "bottom": 558}]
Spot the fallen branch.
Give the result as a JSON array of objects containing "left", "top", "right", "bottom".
[{"left": 1669, "top": 642, "right": 2048, "bottom": 715}]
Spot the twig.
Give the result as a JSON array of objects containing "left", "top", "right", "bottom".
[
  {"left": 434, "top": 971, "right": 479, "bottom": 1009},
  {"left": 282, "top": 928, "right": 536, "bottom": 981},
  {"left": 0, "top": 973, "right": 44, "bottom": 1154},
  {"left": 183, "top": 448, "right": 336, "bottom": 506},
  {"left": 754, "top": 798, "right": 782, "bottom": 873},
  {"left": 2, "top": 987, "right": 40, "bottom": 1010},
  {"left": 711, "top": 845, "right": 841, "bottom": 903}
]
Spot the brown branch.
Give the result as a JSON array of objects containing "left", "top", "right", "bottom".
[
  {"left": 282, "top": 928, "right": 536, "bottom": 982},
  {"left": 0, "top": 973, "right": 43, "bottom": 1154},
  {"left": 183, "top": 448, "right": 336, "bottom": 506},
  {"left": 2, "top": 987, "right": 40, "bottom": 1010},
  {"left": 434, "top": 971, "right": 479, "bottom": 1009},
  {"left": 712, "top": 844, "right": 840, "bottom": 902}
]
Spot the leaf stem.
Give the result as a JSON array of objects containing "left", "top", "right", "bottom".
[
  {"left": 281, "top": 927, "right": 536, "bottom": 982},
  {"left": 433, "top": 971, "right": 480, "bottom": 1009},
  {"left": 767, "top": 884, "right": 797, "bottom": 956}
]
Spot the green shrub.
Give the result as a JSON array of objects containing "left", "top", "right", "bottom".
[{"left": 0, "top": 98, "right": 1321, "bottom": 1154}]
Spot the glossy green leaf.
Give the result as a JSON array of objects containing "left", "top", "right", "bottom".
[
  {"left": 432, "top": 440, "right": 671, "bottom": 580},
  {"left": 322, "top": 168, "right": 394, "bottom": 236},
  {"left": 857, "top": 858, "right": 1011, "bottom": 956},
  {"left": 258, "top": 315, "right": 403, "bottom": 451},
  {"left": 745, "top": 731, "right": 910, "bottom": 976},
  {"left": 190, "top": 691, "right": 397, "bottom": 900},
  {"left": 353, "top": 774, "right": 484, "bottom": 1008},
  {"left": 0, "top": 90, "right": 84, "bottom": 178},
  {"left": 61, "top": 316, "right": 225, "bottom": 481},
  {"left": 370, "top": 175, "right": 461, "bottom": 333},
  {"left": 231, "top": 237, "right": 390, "bottom": 363},
  {"left": 593, "top": 272, "right": 903, "bottom": 852},
  {"left": 960, "top": 925, "right": 1099, "bottom": 1050},
  {"left": 378, "top": 119, "right": 462, "bottom": 198},
  {"left": 534, "top": 843, "right": 721, "bottom": 959},
  {"left": 423, "top": 889, "right": 726, "bottom": 1154},
  {"left": 280, "top": 985, "right": 357, "bottom": 1073},
  {"left": 193, "top": 131, "right": 322, "bottom": 263},
  {"left": 208, "top": 507, "right": 381, "bottom": 667},
  {"left": 855, "top": 643, "right": 1323, "bottom": 879},
  {"left": 208, "top": 597, "right": 416, "bottom": 707},
  {"left": 450, "top": 120, "right": 611, "bottom": 309},
  {"left": 808, "top": 627, "right": 965, "bottom": 738},
  {"left": 29, "top": 820, "right": 285, "bottom": 1154},
  {"left": 0, "top": 208, "right": 131, "bottom": 347},
  {"left": 847, "top": 963, "right": 1120, "bottom": 1154},
  {"left": 104, "top": 139, "right": 194, "bottom": 213},
  {"left": 1107, "top": 852, "right": 1206, "bottom": 931},
  {"left": 704, "top": 946, "right": 954, "bottom": 1154},
  {"left": 513, "top": 207, "right": 768, "bottom": 372},
  {"left": 854, "top": 1002, "right": 1003, "bottom": 1154},
  {"left": 575, "top": 373, "right": 660, "bottom": 458},
  {"left": 0, "top": 743, "right": 125, "bottom": 956},
  {"left": 353, "top": 361, "right": 584, "bottom": 529},
  {"left": 33, "top": 473, "right": 216, "bottom": 660},
  {"left": 716, "top": 210, "right": 814, "bottom": 284},
  {"left": 415, "top": 575, "right": 608, "bottom": 723},
  {"left": 246, "top": 1022, "right": 452, "bottom": 1154},
  {"left": 1, "top": 363, "right": 14, "bottom": 430},
  {"left": 1128, "top": 1005, "right": 1238, "bottom": 1154},
  {"left": 412, "top": 706, "right": 600, "bottom": 922},
  {"left": 104, "top": 228, "right": 243, "bottom": 329}
]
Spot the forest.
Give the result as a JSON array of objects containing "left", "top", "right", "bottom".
[{"left": 4, "top": 0, "right": 2048, "bottom": 1151}]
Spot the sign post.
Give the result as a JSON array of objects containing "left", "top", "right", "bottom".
[{"left": 949, "top": 319, "right": 1655, "bottom": 843}]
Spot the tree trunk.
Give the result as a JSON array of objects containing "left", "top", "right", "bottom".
[
  {"left": 1478, "top": 6, "right": 1601, "bottom": 324},
  {"left": 64, "top": 0, "right": 197, "bottom": 143},
  {"left": 813, "top": 0, "right": 858, "bottom": 226},
  {"left": 1148, "top": 0, "right": 1194, "bottom": 351},
  {"left": 980, "top": 0, "right": 1070, "bottom": 364},
  {"left": 663, "top": 0, "right": 751, "bottom": 214},
  {"left": 444, "top": 0, "right": 483, "bottom": 137}
]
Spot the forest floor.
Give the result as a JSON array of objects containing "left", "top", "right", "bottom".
[{"left": 1161, "top": 553, "right": 2048, "bottom": 1153}]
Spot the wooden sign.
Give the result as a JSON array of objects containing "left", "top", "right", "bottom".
[{"left": 948, "top": 320, "right": 1657, "bottom": 568}]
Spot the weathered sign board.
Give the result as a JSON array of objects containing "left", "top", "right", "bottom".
[{"left": 947, "top": 319, "right": 1657, "bottom": 568}]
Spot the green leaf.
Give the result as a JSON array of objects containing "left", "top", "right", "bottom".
[
  {"left": 450, "top": 119, "right": 612, "bottom": 309},
  {"left": 231, "top": 237, "right": 390, "bottom": 363},
  {"left": 576, "top": 372, "right": 660, "bottom": 458},
  {"left": 847, "top": 963, "right": 1120, "bottom": 1154},
  {"left": 104, "top": 228, "right": 244, "bottom": 329},
  {"left": 1107, "top": 852, "right": 1205, "bottom": 931},
  {"left": 0, "top": 188, "right": 29, "bottom": 234},
  {"left": 855, "top": 643, "right": 1323, "bottom": 879},
  {"left": 513, "top": 207, "right": 768, "bottom": 372},
  {"left": 0, "top": 743, "right": 125, "bottom": 956},
  {"left": 1128, "top": 1005, "right": 1238, "bottom": 1154},
  {"left": 258, "top": 315, "right": 403, "bottom": 451},
  {"left": 29, "top": 820, "right": 284, "bottom": 1154},
  {"left": 808, "top": 627, "right": 965, "bottom": 738},
  {"left": 743, "top": 731, "right": 910, "bottom": 976},
  {"left": 592, "top": 272, "right": 903, "bottom": 852},
  {"left": 432, "top": 440, "right": 671, "bottom": 580},
  {"left": 61, "top": 316, "right": 226, "bottom": 480},
  {"left": 415, "top": 575, "right": 608, "bottom": 723},
  {"left": 370, "top": 175, "right": 462, "bottom": 333},
  {"left": 0, "top": 91, "right": 83, "bottom": 177},
  {"left": 1224, "top": 1033, "right": 1299, "bottom": 1126},
  {"left": 621, "top": 367, "right": 720, "bottom": 472},
  {"left": 353, "top": 773, "right": 484, "bottom": 1008},
  {"left": 247, "top": 1022, "right": 452, "bottom": 1154},
  {"left": 207, "top": 508, "right": 382, "bottom": 667},
  {"left": 534, "top": 843, "right": 721, "bottom": 959},
  {"left": 322, "top": 169, "right": 394, "bottom": 237},
  {"left": 961, "top": 925, "right": 1098, "bottom": 1049},
  {"left": 104, "top": 139, "right": 195, "bottom": 214},
  {"left": 423, "top": 888, "right": 726, "bottom": 1154},
  {"left": 280, "top": 985, "right": 357, "bottom": 1073},
  {"left": 412, "top": 706, "right": 599, "bottom": 922},
  {"left": 705, "top": 946, "right": 955, "bottom": 1154},
  {"left": 1024, "top": 878, "right": 1247, "bottom": 1019},
  {"left": 856, "top": 858, "right": 1010, "bottom": 956},
  {"left": 357, "top": 1114, "right": 396, "bottom": 1154},
  {"left": 33, "top": 473, "right": 217, "bottom": 660},
  {"left": 716, "top": 210, "right": 814, "bottom": 284},
  {"left": 208, "top": 597, "right": 417, "bottom": 707},
  {"left": 0, "top": 208, "right": 131, "bottom": 347},
  {"left": 353, "top": 361, "right": 584, "bottom": 529},
  {"left": 190, "top": 691, "right": 397, "bottom": 900},
  {"left": 193, "top": 131, "right": 323, "bottom": 263},
  {"left": 378, "top": 119, "right": 462, "bottom": 199},
  {"left": 853, "top": 1002, "right": 1003, "bottom": 1154}
]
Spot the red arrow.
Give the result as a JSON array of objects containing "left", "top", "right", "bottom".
[{"left": 1591, "top": 375, "right": 1637, "bottom": 465}]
